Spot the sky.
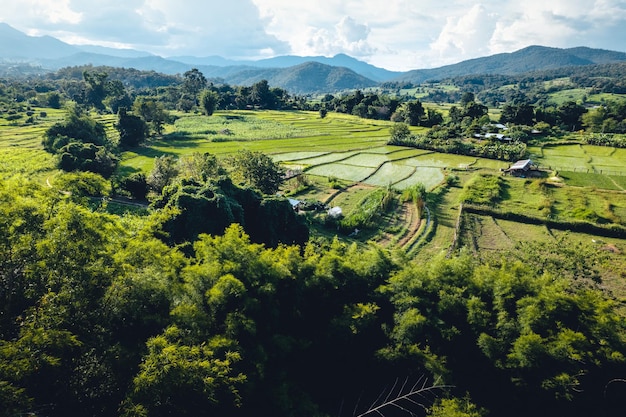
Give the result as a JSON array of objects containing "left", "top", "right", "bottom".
[{"left": 1, "top": 0, "right": 626, "bottom": 71}]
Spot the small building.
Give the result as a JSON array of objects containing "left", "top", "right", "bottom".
[
  {"left": 505, "top": 159, "right": 533, "bottom": 175},
  {"left": 288, "top": 198, "right": 301, "bottom": 209},
  {"left": 328, "top": 206, "right": 343, "bottom": 218}
]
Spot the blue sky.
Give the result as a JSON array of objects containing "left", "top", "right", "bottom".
[{"left": 1, "top": 0, "right": 625, "bottom": 71}]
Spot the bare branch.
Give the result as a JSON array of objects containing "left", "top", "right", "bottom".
[{"left": 353, "top": 375, "right": 452, "bottom": 417}]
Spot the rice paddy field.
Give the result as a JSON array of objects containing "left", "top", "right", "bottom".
[
  {"left": 528, "top": 144, "right": 626, "bottom": 176},
  {"left": 0, "top": 107, "right": 66, "bottom": 180},
  {"left": 1, "top": 106, "right": 625, "bottom": 264}
]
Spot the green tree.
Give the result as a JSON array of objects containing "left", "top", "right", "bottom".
[
  {"left": 147, "top": 155, "right": 179, "bottom": 194},
  {"left": 199, "top": 89, "right": 219, "bottom": 116},
  {"left": 118, "top": 172, "right": 149, "bottom": 200},
  {"left": 43, "top": 105, "right": 117, "bottom": 176},
  {"left": 460, "top": 92, "right": 475, "bottom": 107},
  {"left": 133, "top": 97, "right": 168, "bottom": 135},
  {"left": 104, "top": 79, "right": 132, "bottom": 114},
  {"left": 116, "top": 108, "right": 148, "bottom": 148},
  {"left": 83, "top": 70, "right": 108, "bottom": 110},
  {"left": 229, "top": 150, "right": 284, "bottom": 194},
  {"left": 500, "top": 103, "right": 535, "bottom": 126},
  {"left": 177, "top": 152, "right": 224, "bottom": 181},
  {"left": 43, "top": 104, "right": 108, "bottom": 152},
  {"left": 182, "top": 68, "right": 207, "bottom": 97},
  {"left": 463, "top": 101, "right": 488, "bottom": 119},
  {"left": 122, "top": 326, "right": 245, "bottom": 417},
  {"left": 389, "top": 122, "right": 411, "bottom": 144},
  {"left": 403, "top": 100, "right": 425, "bottom": 125},
  {"left": 424, "top": 107, "right": 444, "bottom": 127},
  {"left": 250, "top": 79, "right": 276, "bottom": 109},
  {"left": 47, "top": 91, "right": 62, "bottom": 109},
  {"left": 558, "top": 101, "right": 587, "bottom": 131}
]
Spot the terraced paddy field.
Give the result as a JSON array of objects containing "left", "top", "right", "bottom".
[
  {"left": 2, "top": 107, "right": 625, "bottom": 262},
  {"left": 0, "top": 108, "right": 66, "bottom": 180},
  {"left": 528, "top": 144, "right": 626, "bottom": 176}
]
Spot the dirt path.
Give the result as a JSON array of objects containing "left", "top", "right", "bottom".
[
  {"left": 397, "top": 202, "right": 422, "bottom": 248},
  {"left": 608, "top": 176, "right": 625, "bottom": 191},
  {"left": 377, "top": 201, "right": 422, "bottom": 249}
]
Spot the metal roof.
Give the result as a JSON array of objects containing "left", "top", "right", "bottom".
[{"left": 509, "top": 159, "right": 532, "bottom": 170}]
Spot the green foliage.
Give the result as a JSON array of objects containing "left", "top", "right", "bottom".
[
  {"left": 177, "top": 152, "right": 225, "bottom": 182},
  {"left": 388, "top": 129, "right": 527, "bottom": 162},
  {"left": 43, "top": 105, "right": 118, "bottom": 176},
  {"left": 116, "top": 108, "right": 148, "bottom": 148},
  {"left": 123, "top": 327, "right": 245, "bottom": 417},
  {"left": 199, "top": 89, "right": 219, "bottom": 116},
  {"left": 459, "top": 174, "right": 505, "bottom": 205},
  {"left": 0, "top": 175, "right": 625, "bottom": 417},
  {"left": 390, "top": 122, "right": 411, "bottom": 142},
  {"left": 57, "top": 142, "right": 118, "bottom": 177},
  {"left": 118, "top": 172, "right": 148, "bottom": 200},
  {"left": 152, "top": 177, "right": 308, "bottom": 248},
  {"left": 429, "top": 397, "right": 485, "bottom": 417},
  {"left": 133, "top": 96, "right": 169, "bottom": 135},
  {"left": 339, "top": 188, "right": 395, "bottom": 233},
  {"left": 147, "top": 155, "right": 180, "bottom": 194},
  {"left": 53, "top": 171, "right": 111, "bottom": 198},
  {"left": 228, "top": 149, "right": 284, "bottom": 194},
  {"left": 182, "top": 68, "right": 207, "bottom": 97},
  {"left": 43, "top": 105, "right": 108, "bottom": 152},
  {"left": 385, "top": 254, "right": 626, "bottom": 414}
]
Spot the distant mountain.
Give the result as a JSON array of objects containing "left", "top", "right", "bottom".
[
  {"left": 0, "top": 22, "right": 79, "bottom": 60},
  {"left": 75, "top": 45, "right": 153, "bottom": 58},
  {"left": 392, "top": 45, "right": 626, "bottom": 83},
  {"left": 170, "top": 53, "right": 401, "bottom": 82},
  {"left": 223, "top": 61, "right": 378, "bottom": 93}
]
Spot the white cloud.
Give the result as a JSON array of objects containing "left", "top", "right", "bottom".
[
  {"left": 304, "top": 16, "right": 375, "bottom": 57},
  {"left": 0, "top": 0, "right": 625, "bottom": 70},
  {"left": 429, "top": 4, "right": 499, "bottom": 65}
]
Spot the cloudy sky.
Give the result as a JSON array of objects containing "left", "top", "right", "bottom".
[{"left": 1, "top": 0, "right": 625, "bottom": 71}]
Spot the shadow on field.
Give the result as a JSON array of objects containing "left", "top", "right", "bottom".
[{"left": 131, "top": 146, "right": 179, "bottom": 159}]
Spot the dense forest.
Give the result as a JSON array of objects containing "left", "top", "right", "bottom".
[
  {"left": 1, "top": 64, "right": 626, "bottom": 417},
  {"left": 2, "top": 174, "right": 625, "bottom": 417}
]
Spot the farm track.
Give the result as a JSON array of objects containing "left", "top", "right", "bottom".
[
  {"left": 608, "top": 177, "right": 625, "bottom": 191},
  {"left": 396, "top": 203, "right": 421, "bottom": 248},
  {"left": 324, "top": 182, "right": 374, "bottom": 205}
]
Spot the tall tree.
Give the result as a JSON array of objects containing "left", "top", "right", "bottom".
[
  {"left": 116, "top": 108, "right": 148, "bottom": 148},
  {"left": 83, "top": 70, "right": 108, "bottom": 110},
  {"left": 199, "top": 89, "right": 219, "bottom": 116},
  {"left": 558, "top": 101, "right": 587, "bottom": 131},
  {"left": 182, "top": 68, "right": 207, "bottom": 97}
]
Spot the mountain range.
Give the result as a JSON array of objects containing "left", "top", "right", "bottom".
[{"left": 2, "top": 22, "right": 626, "bottom": 93}]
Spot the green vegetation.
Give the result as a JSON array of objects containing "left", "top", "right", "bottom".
[{"left": 0, "top": 64, "right": 625, "bottom": 417}]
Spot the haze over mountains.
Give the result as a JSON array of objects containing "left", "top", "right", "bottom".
[{"left": 2, "top": 22, "right": 626, "bottom": 93}]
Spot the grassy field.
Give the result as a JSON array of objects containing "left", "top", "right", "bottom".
[{"left": 1, "top": 107, "right": 624, "bottom": 275}]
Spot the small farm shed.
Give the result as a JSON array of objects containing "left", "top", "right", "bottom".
[
  {"left": 328, "top": 206, "right": 343, "bottom": 218},
  {"left": 505, "top": 159, "right": 533, "bottom": 175}
]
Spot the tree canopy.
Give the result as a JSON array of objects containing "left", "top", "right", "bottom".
[{"left": 1, "top": 176, "right": 624, "bottom": 417}]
